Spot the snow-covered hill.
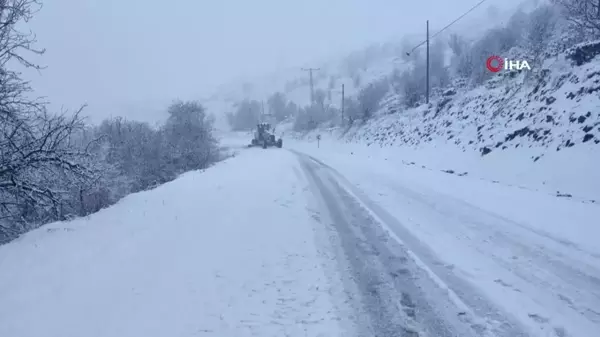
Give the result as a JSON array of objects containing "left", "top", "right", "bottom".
[
  {"left": 283, "top": 41, "right": 600, "bottom": 202},
  {"left": 210, "top": 33, "right": 600, "bottom": 203},
  {"left": 201, "top": 2, "right": 600, "bottom": 203},
  {"left": 202, "top": 1, "right": 538, "bottom": 127},
  {"left": 342, "top": 42, "right": 600, "bottom": 152}
]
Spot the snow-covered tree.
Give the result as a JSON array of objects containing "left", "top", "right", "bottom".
[
  {"left": 526, "top": 4, "right": 560, "bottom": 62},
  {"left": 467, "top": 25, "right": 522, "bottom": 84},
  {"left": 0, "top": 1, "right": 102, "bottom": 237},
  {"left": 400, "top": 68, "right": 425, "bottom": 108},
  {"left": 0, "top": 1, "right": 223, "bottom": 244},
  {"left": 0, "top": 107, "right": 98, "bottom": 227},
  {"left": 314, "top": 89, "right": 327, "bottom": 109},
  {"left": 552, "top": 0, "right": 600, "bottom": 36},
  {"left": 163, "top": 100, "right": 218, "bottom": 174},
  {"left": 357, "top": 78, "right": 389, "bottom": 121},
  {"left": 448, "top": 34, "right": 475, "bottom": 79},
  {"left": 227, "top": 99, "right": 261, "bottom": 130},
  {"left": 342, "top": 97, "right": 361, "bottom": 124},
  {"left": 293, "top": 104, "right": 327, "bottom": 131},
  {"left": 267, "top": 92, "right": 288, "bottom": 122},
  {"left": 429, "top": 38, "right": 450, "bottom": 88},
  {"left": 506, "top": 9, "right": 530, "bottom": 42},
  {"left": 285, "top": 101, "right": 299, "bottom": 118}
]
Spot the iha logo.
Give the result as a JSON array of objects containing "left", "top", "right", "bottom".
[{"left": 486, "top": 55, "right": 531, "bottom": 72}]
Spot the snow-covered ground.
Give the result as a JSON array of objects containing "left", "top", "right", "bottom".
[
  {"left": 286, "top": 129, "right": 600, "bottom": 202},
  {"left": 193, "top": 12, "right": 600, "bottom": 337},
  {"left": 2, "top": 132, "right": 598, "bottom": 337},
  {"left": 287, "top": 136, "right": 600, "bottom": 337},
  {"left": 0, "top": 147, "right": 347, "bottom": 337}
]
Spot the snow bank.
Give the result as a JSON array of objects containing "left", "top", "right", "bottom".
[
  {"left": 0, "top": 149, "right": 345, "bottom": 337},
  {"left": 288, "top": 134, "right": 600, "bottom": 202}
]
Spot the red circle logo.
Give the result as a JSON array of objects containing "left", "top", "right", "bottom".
[{"left": 486, "top": 56, "right": 503, "bottom": 72}]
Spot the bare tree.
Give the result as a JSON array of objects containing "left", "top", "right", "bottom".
[
  {"left": 227, "top": 99, "right": 261, "bottom": 130},
  {"left": 0, "top": 1, "right": 45, "bottom": 122},
  {"left": 448, "top": 34, "right": 475, "bottom": 79},
  {"left": 293, "top": 104, "right": 327, "bottom": 131},
  {"left": 429, "top": 39, "right": 450, "bottom": 88},
  {"left": 0, "top": 1, "right": 224, "bottom": 244},
  {"left": 552, "top": 0, "right": 600, "bottom": 36},
  {"left": 163, "top": 100, "right": 218, "bottom": 172},
  {"left": 0, "top": 108, "right": 98, "bottom": 224},
  {"left": 448, "top": 34, "right": 467, "bottom": 57},
  {"left": 0, "top": 0, "right": 101, "bottom": 239},
  {"left": 526, "top": 4, "right": 559, "bottom": 62},
  {"left": 357, "top": 78, "right": 389, "bottom": 121},
  {"left": 267, "top": 92, "right": 288, "bottom": 122},
  {"left": 0, "top": 1, "right": 45, "bottom": 66},
  {"left": 342, "top": 97, "right": 360, "bottom": 124},
  {"left": 314, "top": 89, "right": 326, "bottom": 109}
]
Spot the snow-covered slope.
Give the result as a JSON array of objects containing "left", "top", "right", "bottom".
[
  {"left": 343, "top": 44, "right": 600, "bottom": 152},
  {"left": 285, "top": 41, "right": 600, "bottom": 203},
  {"left": 0, "top": 148, "right": 346, "bottom": 337},
  {"left": 202, "top": 2, "right": 600, "bottom": 207},
  {"left": 202, "top": 1, "right": 533, "bottom": 129}
]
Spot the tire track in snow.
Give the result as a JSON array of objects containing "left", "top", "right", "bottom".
[
  {"left": 295, "top": 151, "right": 500, "bottom": 337},
  {"left": 369, "top": 176, "right": 600, "bottom": 336}
]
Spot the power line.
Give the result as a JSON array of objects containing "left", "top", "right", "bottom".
[
  {"left": 407, "top": 0, "right": 490, "bottom": 55},
  {"left": 397, "top": 0, "right": 490, "bottom": 105}
]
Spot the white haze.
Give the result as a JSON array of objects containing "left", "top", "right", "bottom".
[{"left": 23, "top": 0, "right": 525, "bottom": 125}]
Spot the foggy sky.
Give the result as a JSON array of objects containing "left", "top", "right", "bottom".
[{"left": 22, "top": 0, "right": 519, "bottom": 124}]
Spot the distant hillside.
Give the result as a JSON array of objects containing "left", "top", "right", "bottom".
[
  {"left": 287, "top": 41, "right": 600, "bottom": 204},
  {"left": 202, "top": 0, "right": 533, "bottom": 129},
  {"left": 344, "top": 41, "right": 600, "bottom": 153},
  {"left": 204, "top": 0, "right": 600, "bottom": 200}
]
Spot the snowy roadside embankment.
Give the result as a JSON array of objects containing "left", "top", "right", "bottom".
[
  {"left": 281, "top": 44, "right": 600, "bottom": 202},
  {"left": 288, "top": 138, "right": 600, "bottom": 255},
  {"left": 285, "top": 133, "right": 600, "bottom": 203},
  {"left": 0, "top": 149, "right": 347, "bottom": 337},
  {"left": 288, "top": 138, "right": 600, "bottom": 337}
]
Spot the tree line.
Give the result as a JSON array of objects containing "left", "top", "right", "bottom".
[{"left": 0, "top": 1, "right": 220, "bottom": 243}]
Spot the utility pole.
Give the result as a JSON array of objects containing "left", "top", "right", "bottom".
[
  {"left": 301, "top": 67, "right": 319, "bottom": 104},
  {"left": 341, "top": 83, "right": 345, "bottom": 124},
  {"left": 426, "top": 20, "right": 430, "bottom": 104}
]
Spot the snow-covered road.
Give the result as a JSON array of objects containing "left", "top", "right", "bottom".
[
  {"left": 289, "top": 138, "right": 600, "bottom": 337},
  {"left": 296, "top": 151, "right": 495, "bottom": 337},
  {"left": 1, "top": 136, "right": 599, "bottom": 337}
]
